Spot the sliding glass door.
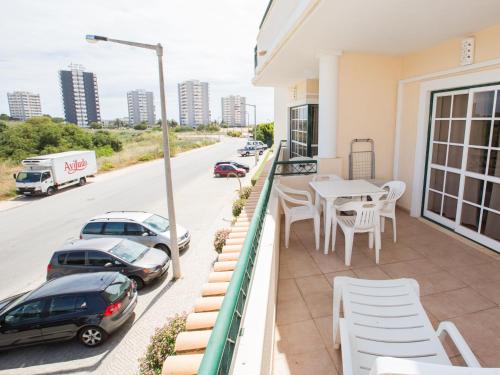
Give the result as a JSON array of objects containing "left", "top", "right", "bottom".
[{"left": 423, "top": 85, "right": 500, "bottom": 251}]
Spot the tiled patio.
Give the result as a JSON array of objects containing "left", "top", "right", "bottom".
[{"left": 273, "top": 209, "right": 500, "bottom": 375}]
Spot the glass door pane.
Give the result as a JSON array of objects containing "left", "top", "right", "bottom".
[{"left": 424, "top": 86, "right": 500, "bottom": 252}]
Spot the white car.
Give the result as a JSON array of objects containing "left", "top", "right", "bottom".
[
  {"left": 80, "top": 211, "right": 190, "bottom": 257},
  {"left": 245, "top": 140, "right": 268, "bottom": 150}
]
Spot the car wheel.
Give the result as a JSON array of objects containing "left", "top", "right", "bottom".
[
  {"left": 78, "top": 177, "right": 86, "bottom": 186},
  {"left": 130, "top": 276, "right": 144, "bottom": 290},
  {"left": 46, "top": 187, "right": 56, "bottom": 196},
  {"left": 154, "top": 244, "right": 171, "bottom": 258},
  {"left": 79, "top": 326, "right": 107, "bottom": 347}
]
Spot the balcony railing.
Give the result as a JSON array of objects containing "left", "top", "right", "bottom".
[{"left": 198, "top": 140, "right": 317, "bottom": 375}]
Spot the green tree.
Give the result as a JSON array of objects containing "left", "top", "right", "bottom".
[
  {"left": 92, "top": 130, "right": 123, "bottom": 152},
  {"left": 255, "top": 122, "right": 274, "bottom": 147},
  {"left": 0, "top": 121, "right": 7, "bottom": 132},
  {"left": 52, "top": 117, "right": 65, "bottom": 123},
  {"left": 89, "top": 122, "right": 103, "bottom": 129},
  {"left": 0, "top": 114, "right": 10, "bottom": 121}
]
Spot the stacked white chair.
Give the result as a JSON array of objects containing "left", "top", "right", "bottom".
[
  {"left": 379, "top": 181, "right": 406, "bottom": 242},
  {"left": 274, "top": 184, "right": 320, "bottom": 250},
  {"left": 332, "top": 200, "right": 382, "bottom": 265}
]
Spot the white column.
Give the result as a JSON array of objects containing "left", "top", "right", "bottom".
[{"left": 318, "top": 52, "right": 341, "bottom": 158}]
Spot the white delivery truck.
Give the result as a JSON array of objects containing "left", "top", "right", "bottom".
[{"left": 14, "top": 151, "right": 97, "bottom": 196}]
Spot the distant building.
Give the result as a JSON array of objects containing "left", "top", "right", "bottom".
[
  {"left": 59, "top": 64, "right": 101, "bottom": 127},
  {"left": 7, "top": 91, "right": 42, "bottom": 121},
  {"left": 177, "top": 80, "right": 210, "bottom": 127},
  {"left": 221, "top": 95, "right": 246, "bottom": 127},
  {"left": 127, "top": 89, "right": 155, "bottom": 126}
]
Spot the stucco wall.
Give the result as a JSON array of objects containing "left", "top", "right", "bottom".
[
  {"left": 338, "top": 53, "right": 401, "bottom": 181},
  {"left": 396, "top": 23, "right": 500, "bottom": 210}
]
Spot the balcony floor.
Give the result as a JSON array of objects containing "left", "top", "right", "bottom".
[{"left": 273, "top": 209, "right": 500, "bottom": 374}]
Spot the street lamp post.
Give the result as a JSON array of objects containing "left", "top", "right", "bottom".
[
  {"left": 245, "top": 103, "right": 257, "bottom": 139},
  {"left": 86, "top": 34, "right": 181, "bottom": 278}
]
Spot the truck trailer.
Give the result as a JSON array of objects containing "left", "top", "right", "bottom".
[{"left": 14, "top": 151, "right": 97, "bottom": 196}]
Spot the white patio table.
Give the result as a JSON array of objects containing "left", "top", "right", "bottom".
[{"left": 309, "top": 179, "right": 385, "bottom": 254}]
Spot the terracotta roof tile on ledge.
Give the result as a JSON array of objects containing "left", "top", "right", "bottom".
[{"left": 161, "top": 160, "right": 271, "bottom": 375}]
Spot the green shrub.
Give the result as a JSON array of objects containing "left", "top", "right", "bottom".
[
  {"left": 138, "top": 153, "right": 156, "bottom": 162},
  {"left": 134, "top": 123, "right": 148, "bottom": 131},
  {"left": 100, "top": 161, "right": 115, "bottom": 171},
  {"left": 227, "top": 130, "right": 242, "bottom": 138},
  {"left": 213, "top": 228, "right": 231, "bottom": 253},
  {"left": 138, "top": 314, "right": 187, "bottom": 375},
  {"left": 239, "top": 186, "right": 252, "bottom": 200},
  {"left": 95, "top": 145, "right": 114, "bottom": 157},
  {"left": 92, "top": 130, "right": 123, "bottom": 152},
  {"left": 232, "top": 198, "right": 246, "bottom": 217}
]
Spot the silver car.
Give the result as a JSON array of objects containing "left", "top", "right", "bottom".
[{"left": 80, "top": 211, "right": 190, "bottom": 257}]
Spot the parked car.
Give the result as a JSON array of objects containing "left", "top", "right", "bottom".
[
  {"left": 237, "top": 146, "right": 263, "bottom": 156},
  {"left": 80, "top": 211, "right": 190, "bottom": 257},
  {"left": 47, "top": 238, "right": 169, "bottom": 289},
  {"left": 213, "top": 164, "right": 246, "bottom": 177},
  {"left": 245, "top": 140, "right": 268, "bottom": 150},
  {"left": 0, "top": 272, "right": 137, "bottom": 349},
  {"left": 214, "top": 160, "right": 250, "bottom": 172}
]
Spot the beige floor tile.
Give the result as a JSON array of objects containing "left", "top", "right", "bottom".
[
  {"left": 286, "top": 257, "right": 323, "bottom": 278},
  {"left": 380, "top": 258, "right": 442, "bottom": 278},
  {"left": 353, "top": 266, "right": 391, "bottom": 280},
  {"left": 295, "top": 274, "right": 332, "bottom": 295},
  {"left": 310, "top": 252, "right": 350, "bottom": 273},
  {"left": 448, "top": 262, "right": 500, "bottom": 286},
  {"left": 279, "top": 263, "right": 294, "bottom": 280},
  {"left": 275, "top": 320, "right": 325, "bottom": 355},
  {"left": 278, "top": 279, "right": 302, "bottom": 303},
  {"left": 277, "top": 297, "right": 311, "bottom": 326},
  {"left": 469, "top": 280, "right": 500, "bottom": 304},
  {"left": 273, "top": 348, "right": 337, "bottom": 375},
  {"left": 302, "top": 291, "right": 333, "bottom": 318},
  {"left": 412, "top": 270, "right": 466, "bottom": 296},
  {"left": 451, "top": 307, "right": 500, "bottom": 367},
  {"left": 324, "top": 270, "right": 357, "bottom": 287},
  {"left": 422, "top": 287, "right": 496, "bottom": 320}
]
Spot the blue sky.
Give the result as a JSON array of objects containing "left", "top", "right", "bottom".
[{"left": 0, "top": 0, "right": 274, "bottom": 123}]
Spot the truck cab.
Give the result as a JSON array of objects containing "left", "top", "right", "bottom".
[{"left": 15, "top": 169, "right": 54, "bottom": 195}]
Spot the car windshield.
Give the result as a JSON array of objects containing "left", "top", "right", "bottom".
[
  {"left": 143, "top": 214, "right": 169, "bottom": 233},
  {"left": 109, "top": 240, "right": 148, "bottom": 263},
  {"left": 16, "top": 172, "right": 41, "bottom": 183}
]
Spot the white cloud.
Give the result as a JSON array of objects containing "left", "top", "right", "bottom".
[{"left": 0, "top": 0, "right": 274, "bottom": 123}]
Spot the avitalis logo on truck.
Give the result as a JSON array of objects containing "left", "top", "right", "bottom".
[{"left": 64, "top": 159, "right": 88, "bottom": 174}]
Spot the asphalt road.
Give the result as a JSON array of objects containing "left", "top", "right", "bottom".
[{"left": 0, "top": 136, "right": 262, "bottom": 374}]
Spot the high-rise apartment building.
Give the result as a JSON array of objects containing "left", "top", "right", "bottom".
[
  {"left": 127, "top": 89, "right": 155, "bottom": 126},
  {"left": 221, "top": 95, "right": 247, "bottom": 127},
  {"left": 7, "top": 91, "right": 42, "bottom": 121},
  {"left": 177, "top": 80, "right": 210, "bottom": 127},
  {"left": 59, "top": 64, "right": 101, "bottom": 127}
]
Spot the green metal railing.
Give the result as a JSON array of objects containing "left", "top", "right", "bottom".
[{"left": 198, "top": 140, "right": 317, "bottom": 374}]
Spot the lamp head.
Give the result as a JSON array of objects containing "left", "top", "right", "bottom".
[{"left": 85, "top": 35, "right": 108, "bottom": 43}]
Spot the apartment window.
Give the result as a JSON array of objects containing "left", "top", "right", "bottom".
[{"left": 289, "top": 105, "right": 318, "bottom": 158}]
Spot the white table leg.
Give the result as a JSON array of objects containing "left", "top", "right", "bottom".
[{"left": 324, "top": 200, "right": 332, "bottom": 255}]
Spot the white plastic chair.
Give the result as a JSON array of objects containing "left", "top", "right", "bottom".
[
  {"left": 379, "top": 181, "right": 406, "bottom": 242},
  {"left": 370, "top": 357, "right": 500, "bottom": 375},
  {"left": 332, "top": 200, "right": 382, "bottom": 265},
  {"left": 333, "top": 277, "right": 483, "bottom": 375},
  {"left": 274, "top": 184, "right": 320, "bottom": 250}
]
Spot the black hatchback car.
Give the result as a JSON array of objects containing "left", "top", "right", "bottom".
[{"left": 0, "top": 272, "right": 137, "bottom": 350}]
